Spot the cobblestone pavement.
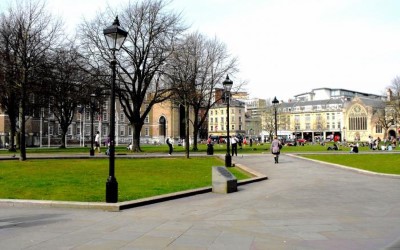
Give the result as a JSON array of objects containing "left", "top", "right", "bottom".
[{"left": 1, "top": 153, "right": 400, "bottom": 249}]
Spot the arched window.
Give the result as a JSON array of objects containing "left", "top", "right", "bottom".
[
  {"left": 348, "top": 105, "right": 367, "bottom": 131},
  {"left": 159, "top": 116, "right": 166, "bottom": 137}
]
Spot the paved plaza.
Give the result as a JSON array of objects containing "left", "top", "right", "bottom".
[{"left": 1, "top": 153, "right": 400, "bottom": 249}]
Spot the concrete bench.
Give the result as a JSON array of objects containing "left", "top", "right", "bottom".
[{"left": 212, "top": 166, "right": 237, "bottom": 194}]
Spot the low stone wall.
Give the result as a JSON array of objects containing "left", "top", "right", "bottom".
[{"left": 212, "top": 166, "right": 237, "bottom": 194}]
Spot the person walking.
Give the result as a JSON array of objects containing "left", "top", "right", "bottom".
[
  {"left": 94, "top": 131, "right": 101, "bottom": 153},
  {"left": 271, "top": 136, "right": 282, "bottom": 164},
  {"left": 166, "top": 137, "right": 173, "bottom": 155},
  {"left": 231, "top": 136, "right": 238, "bottom": 156}
]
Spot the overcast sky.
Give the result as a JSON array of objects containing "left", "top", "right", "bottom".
[{"left": 2, "top": 0, "right": 400, "bottom": 101}]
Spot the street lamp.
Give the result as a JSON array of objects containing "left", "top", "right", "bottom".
[
  {"left": 272, "top": 96, "right": 279, "bottom": 138},
  {"left": 103, "top": 16, "right": 128, "bottom": 203},
  {"left": 90, "top": 93, "right": 96, "bottom": 156},
  {"left": 223, "top": 75, "right": 233, "bottom": 167}
]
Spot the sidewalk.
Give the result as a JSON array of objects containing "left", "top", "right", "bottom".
[{"left": 0, "top": 153, "right": 400, "bottom": 249}]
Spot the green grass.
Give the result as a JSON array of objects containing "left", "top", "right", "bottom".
[
  {"left": 0, "top": 157, "right": 251, "bottom": 202},
  {"left": 302, "top": 154, "right": 400, "bottom": 175}
]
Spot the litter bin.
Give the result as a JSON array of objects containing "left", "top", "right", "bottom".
[{"left": 207, "top": 143, "right": 214, "bottom": 155}]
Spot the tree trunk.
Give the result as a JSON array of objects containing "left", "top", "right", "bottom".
[
  {"left": 8, "top": 115, "right": 17, "bottom": 152},
  {"left": 19, "top": 99, "right": 26, "bottom": 161},
  {"left": 192, "top": 125, "right": 199, "bottom": 151},
  {"left": 60, "top": 131, "right": 66, "bottom": 148},
  {"left": 131, "top": 122, "right": 142, "bottom": 152},
  {"left": 185, "top": 100, "right": 190, "bottom": 158}
]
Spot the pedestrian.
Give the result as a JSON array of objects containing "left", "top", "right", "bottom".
[
  {"left": 271, "top": 136, "right": 282, "bottom": 164},
  {"left": 231, "top": 136, "right": 238, "bottom": 156},
  {"left": 94, "top": 131, "right": 100, "bottom": 153},
  {"left": 166, "top": 137, "right": 173, "bottom": 155}
]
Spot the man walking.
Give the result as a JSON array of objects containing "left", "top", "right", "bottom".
[
  {"left": 231, "top": 136, "right": 238, "bottom": 156},
  {"left": 94, "top": 131, "right": 101, "bottom": 153},
  {"left": 166, "top": 137, "right": 173, "bottom": 155}
]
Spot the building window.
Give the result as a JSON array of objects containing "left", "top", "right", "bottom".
[
  {"left": 145, "top": 127, "right": 149, "bottom": 136},
  {"left": 102, "top": 127, "right": 108, "bottom": 136},
  {"left": 128, "top": 126, "right": 132, "bottom": 136},
  {"left": 102, "top": 101, "right": 108, "bottom": 110},
  {"left": 85, "top": 125, "right": 90, "bottom": 135},
  {"left": 376, "top": 124, "right": 382, "bottom": 133},
  {"left": 120, "top": 113, "right": 125, "bottom": 122},
  {"left": 102, "top": 112, "right": 108, "bottom": 121},
  {"left": 68, "top": 126, "right": 72, "bottom": 135},
  {"left": 145, "top": 115, "right": 149, "bottom": 123},
  {"left": 348, "top": 105, "right": 367, "bottom": 131}
]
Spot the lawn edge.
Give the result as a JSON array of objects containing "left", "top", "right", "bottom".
[{"left": 289, "top": 153, "right": 400, "bottom": 178}]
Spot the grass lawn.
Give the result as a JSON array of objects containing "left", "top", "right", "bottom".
[
  {"left": 302, "top": 154, "right": 400, "bottom": 175},
  {"left": 0, "top": 157, "right": 250, "bottom": 202}
]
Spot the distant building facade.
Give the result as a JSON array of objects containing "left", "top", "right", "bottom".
[{"left": 268, "top": 87, "right": 387, "bottom": 142}]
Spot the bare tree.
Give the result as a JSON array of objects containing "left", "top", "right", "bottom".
[
  {"left": 387, "top": 76, "right": 400, "bottom": 128},
  {"left": 42, "top": 45, "right": 92, "bottom": 148},
  {"left": 167, "top": 32, "right": 238, "bottom": 154},
  {"left": 261, "top": 99, "right": 275, "bottom": 141},
  {"left": 0, "top": 23, "right": 19, "bottom": 152},
  {"left": 78, "top": 0, "right": 187, "bottom": 152},
  {"left": 0, "top": 0, "right": 62, "bottom": 160}
]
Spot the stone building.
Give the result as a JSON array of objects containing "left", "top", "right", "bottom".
[{"left": 270, "top": 87, "right": 387, "bottom": 143}]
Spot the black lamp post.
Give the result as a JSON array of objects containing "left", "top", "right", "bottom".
[
  {"left": 272, "top": 96, "right": 279, "bottom": 138},
  {"left": 223, "top": 75, "right": 233, "bottom": 167},
  {"left": 103, "top": 16, "right": 128, "bottom": 203},
  {"left": 90, "top": 93, "right": 96, "bottom": 156}
]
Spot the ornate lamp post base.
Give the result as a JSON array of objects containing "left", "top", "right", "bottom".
[
  {"left": 106, "top": 176, "right": 118, "bottom": 203},
  {"left": 225, "top": 153, "right": 232, "bottom": 168}
]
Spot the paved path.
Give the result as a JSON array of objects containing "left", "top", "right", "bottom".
[{"left": 1, "top": 153, "right": 400, "bottom": 249}]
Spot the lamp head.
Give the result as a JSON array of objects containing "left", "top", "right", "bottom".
[
  {"left": 223, "top": 74, "right": 233, "bottom": 92},
  {"left": 103, "top": 16, "right": 128, "bottom": 51},
  {"left": 272, "top": 96, "right": 279, "bottom": 105}
]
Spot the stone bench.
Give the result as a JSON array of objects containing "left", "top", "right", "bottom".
[{"left": 212, "top": 166, "right": 237, "bottom": 194}]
